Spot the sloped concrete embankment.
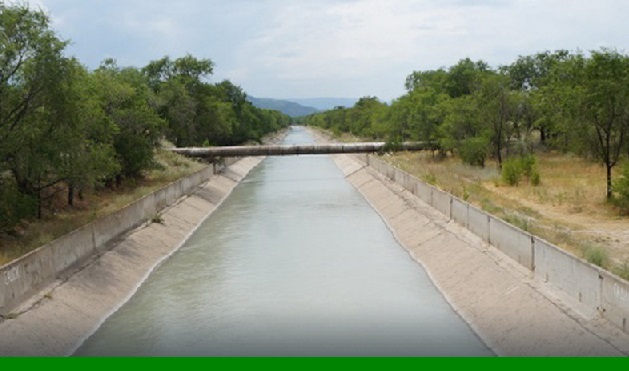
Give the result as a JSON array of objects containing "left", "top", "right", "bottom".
[
  {"left": 0, "top": 158, "right": 262, "bottom": 356},
  {"left": 0, "top": 156, "right": 266, "bottom": 356},
  {"left": 331, "top": 153, "right": 629, "bottom": 356}
]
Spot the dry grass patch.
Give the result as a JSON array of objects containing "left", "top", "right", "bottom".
[{"left": 383, "top": 150, "right": 629, "bottom": 278}]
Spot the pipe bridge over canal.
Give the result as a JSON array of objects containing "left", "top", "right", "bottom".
[{"left": 169, "top": 141, "right": 434, "bottom": 159}]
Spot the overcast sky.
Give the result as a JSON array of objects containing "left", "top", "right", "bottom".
[{"left": 15, "top": 0, "right": 629, "bottom": 101}]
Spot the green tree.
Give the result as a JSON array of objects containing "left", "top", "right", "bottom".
[
  {"left": 144, "top": 56, "right": 287, "bottom": 147},
  {"left": 346, "top": 97, "right": 385, "bottom": 137},
  {"left": 445, "top": 58, "right": 490, "bottom": 98},
  {"left": 93, "top": 60, "right": 165, "bottom": 183},
  {"left": 56, "top": 60, "right": 120, "bottom": 206},
  {"left": 143, "top": 55, "right": 214, "bottom": 146},
  {"left": 567, "top": 49, "right": 629, "bottom": 199},
  {"left": 405, "top": 69, "right": 448, "bottom": 93},
  {"left": 475, "top": 73, "right": 516, "bottom": 168},
  {"left": 439, "top": 95, "right": 487, "bottom": 161},
  {"left": 0, "top": 4, "right": 89, "bottom": 217},
  {"left": 507, "top": 50, "right": 572, "bottom": 145}
]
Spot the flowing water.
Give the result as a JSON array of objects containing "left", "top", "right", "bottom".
[{"left": 74, "top": 127, "right": 493, "bottom": 356}]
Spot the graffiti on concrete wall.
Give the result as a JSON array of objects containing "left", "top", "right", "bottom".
[
  {"left": 614, "top": 283, "right": 629, "bottom": 303},
  {"left": 3, "top": 266, "right": 20, "bottom": 286}
]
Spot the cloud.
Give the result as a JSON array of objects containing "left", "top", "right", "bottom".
[
  {"left": 10, "top": 0, "right": 629, "bottom": 100},
  {"left": 232, "top": 1, "right": 440, "bottom": 97}
]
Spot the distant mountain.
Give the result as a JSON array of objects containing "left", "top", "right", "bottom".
[
  {"left": 287, "top": 98, "right": 359, "bottom": 111},
  {"left": 247, "top": 97, "right": 319, "bottom": 117}
]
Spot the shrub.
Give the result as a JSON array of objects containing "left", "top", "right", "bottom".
[
  {"left": 582, "top": 244, "right": 609, "bottom": 268},
  {"left": 530, "top": 168, "right": 541, "bottom": 186},
  {"left": 520, "top": 154, "right": 536, "bottom": 178},
  {"left": 502, "top": 155, "right": 541, "bottom": 186},
  {"left": 459, "top": 137, "right": 488, "bottom": 167},
  {"left": 613, "top": 162, "right": 629, "bottom": 209},
  {"left": 502, "top": 158, "right": 522, "bottom": 186},
  {"left": 614, "top": 261, "right": 629, "bottom": 281},
  {"left": 0, "top": 180, "right": 38, "bottom": 233}
]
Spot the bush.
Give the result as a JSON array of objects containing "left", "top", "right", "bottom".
[
  {"left": 0, "top": 179, "right": 37, "bottom": 232},
  {"left": 520, "top": 155, "right": 536, "bottom": 178},
  {"left": 582, "top": 244, "right": 609, "bottom": 268},
  {"left": 502, "top": 155, "right": 541, "bottom": 186},
  {"left": 530, "top": 168, "right": 541, "bottom": 186},
  {"left": 459, "top": 137, "right": 488, "bottom": 167},
  {"left": 614, "top": 261, "right": 629, "bottom": 281},
  {"left": 502, "top": 158, "right": 522, "bottom": 186},
  {"left": 613, "top": 162, "right": 629, "bottom": 209}
]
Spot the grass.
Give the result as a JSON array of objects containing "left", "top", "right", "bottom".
[
  {"left": 385, "top": 150, "right": 629, "bottom": 273},
  {"left": 0, "top": 144, "right": 206, "bottom": 266},
  {"left": 582, "top": 244, "right": 610, "bottom": 268},
  {"left": 613, "top": 261, "right": 629, "bottom": 281}
]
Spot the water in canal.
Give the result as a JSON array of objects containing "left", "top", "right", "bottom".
[{"left": 74, "top": 127, "right": 493, "bottom": 356}]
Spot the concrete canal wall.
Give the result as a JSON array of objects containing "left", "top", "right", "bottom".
[
  {"left": 331, "top": 152, "right": 629, "bottom": 356},
  {"left": 0, "top": 157, "right": 244, "bottom": 316},
  {"left": 0, "top": 156, "right": 266, "bottom": 356},
  {"left": 365, "top": 154, "right": 629, "bottom": 335},
  {"left": 0, "top": 129, "right": 288, "bottom": 356}
]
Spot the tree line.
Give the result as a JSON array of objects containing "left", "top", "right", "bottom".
[
  {"left": 0, "top": 4, "right": 290, "bottom": 232},
  {"left": 304, "top": 49, "right": 629, "bottom": 202}
]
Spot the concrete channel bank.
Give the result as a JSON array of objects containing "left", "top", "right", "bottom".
[
  {"left": 305, "top": 125, "right": 629, "bottom": 356},
  {"left": 3, "top": 125, "right": 629, "bottom": 356},
  {"left": 0, "top": 131, "right": 284, "bottom": 355},
  {"left": 324, "top": 152, "right": 629, "bottom": 355}
]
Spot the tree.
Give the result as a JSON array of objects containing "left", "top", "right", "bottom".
[
  {"left": 405, "top": 69, "right": 448, "bottom": 93},
  {"left": 445, "top": 58, "right": 490, "bottom": 98},
  {"left": 93, "top": 60, "right": 165, "bottom": 183},
  {"left": 345, "top": 97, "right": 385, "bottom": 138},
  {"left": 475, "top": 73, "right": 516, "bottom": 168},
  {"left": 55, "top": 60, "right": 120, "bottom": 206},
  {"left": 439, "top": 95, "right": 487, "bottom": 163},
  {"left": 143, "top": 56, "right": 288, "bottom": 147},
  {"left": 215, "top": 80, "right": 252, "bottom": 143},
  {"left": 388, "top": 88, "right": 447, "bottom": 145},
  {"left": 143, "top": 55, "right": 214, "bottom": 146},
  {"left": 0, "top": 4, "right": 82, "bottom": 217},
  {"left": 506, "top": 50, "right": 572, "bottom": 145},
  {"left": 568, "top": 49, "right": 629, "bottom": 199},
  {"left": 142, "top": 54, "right": 214, "bottom": 89}
]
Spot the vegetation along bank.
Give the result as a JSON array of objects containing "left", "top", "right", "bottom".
[
  {"left": 303, "top": 50, "right": 629, "bottom": 278},
  {"left": 0, "top": 4, "right": 290, "bottom": 263}
]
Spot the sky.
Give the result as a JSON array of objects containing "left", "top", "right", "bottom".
[{"left": 13, "top": 0, "right": 629, "bottom": 101}]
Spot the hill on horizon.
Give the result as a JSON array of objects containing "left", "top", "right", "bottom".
[
  {"left": 247, "top": 97, "right": 319, "bottom": 117},
  {"left": 287, "top": 97, "right": 359, "bottom": 111},
  {"left": 248, "top": 97, "right": 360, "bottom": 117}
]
